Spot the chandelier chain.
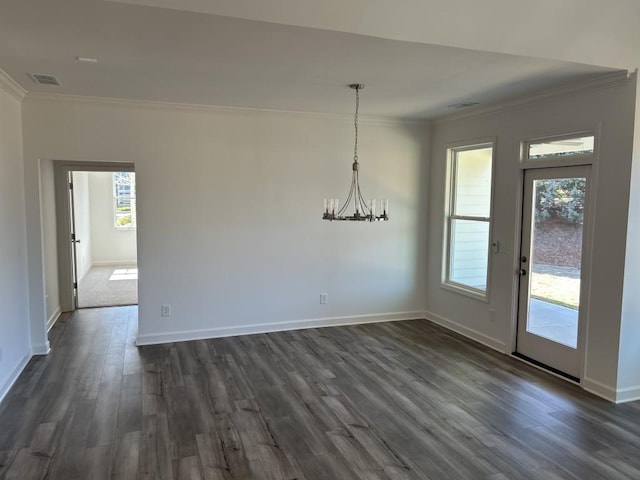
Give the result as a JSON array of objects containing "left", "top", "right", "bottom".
[{"left": 354, "top": 86, "right": 359, "bottom": 162}]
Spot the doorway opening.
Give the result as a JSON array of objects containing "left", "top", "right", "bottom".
[
  {"left": 70, "top": 171, "right": 138, "bottom": 308},
  {"left": 54, "top": 161, "right": 137, "bottom": 313}
]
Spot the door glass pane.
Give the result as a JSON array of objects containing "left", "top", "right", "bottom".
[
  {"left": 449, "top": 219, "right": 490, "bottom": 291},
  {"left": 527, "top": 177, "right": 586, "bottom": 348}
]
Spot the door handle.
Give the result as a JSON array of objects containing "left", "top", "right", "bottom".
[{"left": 519, "top": 269, "right": 527, "bottom": 276}]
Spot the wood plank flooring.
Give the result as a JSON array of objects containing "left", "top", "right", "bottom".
[{"left": 1, "top": 306, "right": 640, "bottom": 479}]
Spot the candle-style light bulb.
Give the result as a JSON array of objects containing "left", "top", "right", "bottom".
[
  {"left": 324, "top": 198, "right": 328, "bottom": 214},
  {"left": 371, "top": 199, "right": 376, "bottom": 218},
  {"left": 335, "top": 198, "right": 339, "bottom": 214}
]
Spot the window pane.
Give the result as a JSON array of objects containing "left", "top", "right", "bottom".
[
  {"left": 113, "top": 172, "right": 136, "bottom": 228},
  {"left": 449, "top": 219, "right": 490, "bottom": 291},
  {"left": 453, "top": 147, "right": 492, "bottom": 217},
  {"left": 528, "top": 136, "right": 594, "bottom": 160}
]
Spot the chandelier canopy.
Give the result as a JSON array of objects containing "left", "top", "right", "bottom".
[{"left": 323, "top": 84, "right": 389, "bottom": 222}]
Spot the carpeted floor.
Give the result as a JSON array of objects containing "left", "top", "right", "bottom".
[{"left": 77, "top": 264, "right": 138, "bottom": 308}]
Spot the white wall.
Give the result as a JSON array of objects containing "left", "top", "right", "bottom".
[
  {"left": 72, "top": 171, "right": 93, "bottom": 280},
  {"left": 0, "top": 85, "right": 31, "bottom": 402},
  {"left": 618, "top": 74, "right": 640, "bottom": 400},
  {"left": 426, "top": 75, "right": 637, "bottom": 401},
  {"left": 88, "top": 171, "right": 137, "bottom": 264},
  {"left": 22, "top": 97, "right": 429, "bottom": 345},
  {"left": 39, "top": 159, "right": 60, "bottom": 326}
]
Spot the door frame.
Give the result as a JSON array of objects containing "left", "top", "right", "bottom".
[
  {"left": 68, "top": 171, "right": 80, "bottom": 309},
  {"left": 507, "top": 129, "right": 599, "bottom": 383},
  {"left": 53, "top": 160, "right": 135, "bottom": 313}
]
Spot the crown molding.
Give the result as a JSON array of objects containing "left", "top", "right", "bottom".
[
  {"left": 434, "top": 70, "right": 632, "bottom": 126},
  {"left": 0, "top": 69, "right": 27, "bottom": 101},
  {"left": 23, "top": 92, "right": 430, "bottom": 127}
]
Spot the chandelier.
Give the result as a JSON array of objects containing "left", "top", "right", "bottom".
[{"left": 323, "top": 84, "right": 389, "bottom": 222}]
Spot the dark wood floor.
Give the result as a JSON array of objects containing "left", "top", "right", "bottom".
[{"left": 1, "top": 307, "right": 640, "bottom": 479}]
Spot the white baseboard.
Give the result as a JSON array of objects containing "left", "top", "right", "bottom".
[
  {"left": 424, "top": 310, "right": 507, "bottom": 353},
  {"left": 92, "top": 260, "right": 137, "bottom": 267},
  {"left": 31, "top": 341, "right": 51, "bottom": 355},
  {"left": 60, "top": 303, "right": 74, "bottom": 313},
  {"left": 581, "top": 377, "right": 640, "bottom": 403},
  {"left": 0, "top": 353, "right": 31, "bottom": 406},
  {"left": 136, "top": 311, "right": 425, "bottom": 346},
  {"left": 583, "top": 376, "right": 617, "bottom": 402},
  {"left": 613, "top": 385, "right": 640, "bottom": 403},
  {"left": 47, "top": 306, "right": 62, "bottom": 332}
]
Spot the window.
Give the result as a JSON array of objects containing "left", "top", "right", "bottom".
[
  {"left": 527, "top": 135, "right": 594, "bottom": 160},
  {"left": 113, "top": 172, "right": 136, "bottom": 229},
  {"left": 444, "top": 143, "right": 494, "bottom": 296}
]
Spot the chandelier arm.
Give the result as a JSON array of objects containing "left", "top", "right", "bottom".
[
  {"left": 337, "top": 173, "right": 357, "bottom": 216},
  {"left": 353, "top": 171, "right": 361, "bottom": 214},
  {"left": 357, "top": 181, "right": 371, "bottom": 215}
]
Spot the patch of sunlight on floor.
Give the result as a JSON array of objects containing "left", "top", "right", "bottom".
[{"left": 109, "top": 268, "right": 138, "bottom": 281}]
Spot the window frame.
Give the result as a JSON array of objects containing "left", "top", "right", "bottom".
[
  {"left": 113, "top": 172, "right": 137, "bottom": 230},
  {"left": 442, "top": 139, "right": 496, "bottom": 300}
]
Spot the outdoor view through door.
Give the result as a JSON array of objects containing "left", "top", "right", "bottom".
[
  {"left": 71, "top": 171, "right": 138, "bottom": 308},
  {"left": 527, "top": 175, "right": 585, "bottom": 348}
]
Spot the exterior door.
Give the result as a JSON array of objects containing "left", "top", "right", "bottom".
[{"left": 516, "top": 166, "right": 591, "bottom": 379}]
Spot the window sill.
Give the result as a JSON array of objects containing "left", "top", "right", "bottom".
[{"left": 440, "top": 281, "right": 489, "bottom": 303}]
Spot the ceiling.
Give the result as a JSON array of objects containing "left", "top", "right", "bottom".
[{"left": 0, "top": 0, "right": 627, "bottom": 119}]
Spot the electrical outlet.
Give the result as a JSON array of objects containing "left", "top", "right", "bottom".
[
  {"left": 489, "top": 308, "right": 496, "bottom": 322},
  {"left": 320, "top": 293, "right": 328, "bottom": 304},
  {"left": 161, "top": 304, "right": 171, "bottom": 317}
]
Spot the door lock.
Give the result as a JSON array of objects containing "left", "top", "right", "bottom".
[{"left": 519, "top": 269, "right": 527, "bottom": 276}]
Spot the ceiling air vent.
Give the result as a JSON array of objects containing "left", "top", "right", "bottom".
[
  {"left": 28, "top": 73, "right": 61, "bottom": 86},
  {"left": 448, "top": 102, "right": 479, "bottom": 109}
]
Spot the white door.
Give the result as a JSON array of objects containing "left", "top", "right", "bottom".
[
  {"left": 69, "top": 172, "right": 80, "bottom": 309},
  {"left": 516, "top": 166, "right": 591, "bottom": 379}
]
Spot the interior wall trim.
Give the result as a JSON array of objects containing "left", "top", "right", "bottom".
[
  {"left": 46, "top": 307, "right": 62, "bottom": 332},
  {"left": 136, "top": 310, "right": 426, "bottom": 346},
  {"left": 31, "top": 341, "right": 51, "bottom": 356},
  {"left": 91, "top": 260, "right": 137, "bottom": 267},
  {"left": 583, "top": 376, "right": 617, "bottom": 402},
  {"left": 23, "top": 92, "right": 429, "bottom": 127},
  {"left": 0, "top": 353, "right": 31, "bottom": 407},
  {"left": 0, "top": 68, "right": 26, "bottom": 102},
  {"left": 614, "top": 385, "right": 640, "bottom": 404},
  {"left": 434, "top": 71, "right": 631, "bottom": 125},
  {"left": 424, "top": 310, "right": 507, "bottom": 353}
]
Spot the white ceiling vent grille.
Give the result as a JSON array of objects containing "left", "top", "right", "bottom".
[
  {"left": 448, "top": 101, "right": 480, "bottom": 109},
  {"left": 28, "top": 73, "right": 61, "bottom": 86}
]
